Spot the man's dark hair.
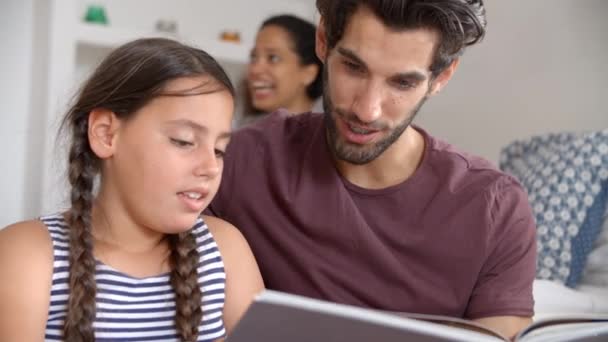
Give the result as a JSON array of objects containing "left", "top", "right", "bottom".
[{"left": 316, "top": 0, "right": 486, "bottom": 76}]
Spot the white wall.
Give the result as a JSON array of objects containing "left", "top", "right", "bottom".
[
  {"left": 0, "top": 1, "right": 33, "bottom": 227},
  {"left": 74, "top": 0, "right": 316, "bottom": 44},
  {"left": 37, "top": 0, "right": 319, "bottom": 217},
  {"left": 417, "top": 0, "right": 608, "bottom": 164}
]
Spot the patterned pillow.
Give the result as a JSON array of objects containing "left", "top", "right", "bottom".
[{"left": 499, "top": 130, "right": 608, "bottom": 288}]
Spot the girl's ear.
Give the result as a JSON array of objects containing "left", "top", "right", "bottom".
[{"left": 88, "top": 108, "right": 121, "bottom": 159}]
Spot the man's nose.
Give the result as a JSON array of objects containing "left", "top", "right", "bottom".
[{"left": 351, "top": 80, "right": 382, "bottom": 123}]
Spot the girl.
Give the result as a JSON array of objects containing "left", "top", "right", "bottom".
[
  {"left": 237, "top": 14, "right": 323, "bottom": 127},
  {"left": 0, "top": 38, "right": 263, "bottom": 341}
]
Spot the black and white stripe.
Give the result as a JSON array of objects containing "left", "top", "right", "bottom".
[{"left": 41, "top": 214, "right": 226, "bottom": 341}]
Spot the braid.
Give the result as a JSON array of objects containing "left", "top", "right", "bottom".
[
  {"left": 64, "top": 115, "right": 99, "bottom": 341},
  {"left": 169, "top": 231, "right": 203, "bottom": 342},
  {"left": 53, "top": 37, "right": 235, "bottom": 341}
]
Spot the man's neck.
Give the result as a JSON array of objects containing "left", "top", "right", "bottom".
[{"left": 335, "top": 126, "right": 425, "bottom": 190}]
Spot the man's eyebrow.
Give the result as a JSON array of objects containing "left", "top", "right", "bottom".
[
  {"left": 166, "top": 119, "right": 231, "bottom": 140},
  {"left": 337, "top": 47, "right": 367, "bottom": 68},
  {"left": 337, "top": 46, "right": 428, "bottom": 82},
  {"left": 392, "top": 71, "right": 427, "bottom": 82}
]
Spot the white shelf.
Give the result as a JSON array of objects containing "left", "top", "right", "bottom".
[
  {"left": 39, "top": 0, "right": 315, "bottom": 215},
  {"left": 76, "top": 22, "right": 250, "bottom": 65}
]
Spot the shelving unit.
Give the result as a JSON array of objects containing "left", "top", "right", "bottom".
[
  {"left": 72, "top": 21, "right": 250, "bottom": 93},
  {"left": 39, "top": 0, "right": 316, "bottom": 214},
  {"left": 75, "top": 22, "right": 250, "bottom": 65}
]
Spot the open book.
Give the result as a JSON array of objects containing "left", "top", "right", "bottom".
[{"left": 227, "top": 290, "right": 608, "bottom": 342}]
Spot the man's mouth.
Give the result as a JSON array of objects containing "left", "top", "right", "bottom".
[
  {"left": 339, "top": 117, "right": 382, "bottom": 145},
  {"left": 347, "top": 122, "right": 379, "bottom": 135}
]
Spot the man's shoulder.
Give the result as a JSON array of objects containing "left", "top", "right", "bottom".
[
  {"left": 424, "top": 129, "right": 494, "bottom": 171},
  {"left": 420, "top": 127, "right": 521, "bottom": 191},
  {"left": 231, "top": 110, "right": 324, "bottom": 150}
]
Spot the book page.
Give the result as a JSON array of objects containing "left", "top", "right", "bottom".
[
  {"left": 518, "top": 322, "right": 608, "bottom": 342},
  {"left": 389, "top": 311, "right": 509, "bottom": 340},
  {"left": 228, "top": 290, "right": 506, "bottom": 342}
]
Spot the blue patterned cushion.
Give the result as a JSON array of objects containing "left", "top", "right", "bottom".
[{"left": 499, "top": 130, "right": 608, "bottom": 287}]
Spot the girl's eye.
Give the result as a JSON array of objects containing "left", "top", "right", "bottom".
[
  {"left": 170, "top": 138, "right": 194, "bottom": 147},
  {"left": 214, "top": 149, "right": 226, "bottom": 158}
]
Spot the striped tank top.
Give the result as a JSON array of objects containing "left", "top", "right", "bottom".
[{"left": 41, "top": 214, "right": 226, "bottom": 341}]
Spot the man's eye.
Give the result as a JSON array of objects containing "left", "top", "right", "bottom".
[
  {"left": 343, "top": 60, "right": 362, "bottom": 73},
  {"left": 394, "top": 79, "right": 414, "bottom": 90},
  {"left": 170, "top": 138, "right": 194, "bottom": 147}
]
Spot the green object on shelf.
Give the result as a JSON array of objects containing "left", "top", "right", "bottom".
[{"left": 84, "top": 5, "right": 108, "bottom": 25}]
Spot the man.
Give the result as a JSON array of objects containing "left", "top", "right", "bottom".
[{"left": 208, "top": 0, "right": 536, "bottom": 338}]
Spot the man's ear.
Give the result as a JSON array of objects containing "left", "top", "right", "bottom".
[
  {"left": 429, "top": 59, "right": 460, "bottom": 96},
  {"left": 315, "top": 18, "right": 328, "bottom": 62},
  {"left": 88, "top": 108, "right": 121, "bottom": 159}
]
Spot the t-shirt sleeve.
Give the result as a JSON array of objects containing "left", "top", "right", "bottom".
[{"left": 465, "top": 175, "right": 537, "bottom": 319}]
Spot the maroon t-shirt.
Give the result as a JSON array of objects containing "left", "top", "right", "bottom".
[{"left": 208, "top": 111, "right": 536, "bottom": 318}]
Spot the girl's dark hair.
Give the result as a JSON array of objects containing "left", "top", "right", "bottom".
[
  {"left": 60, "top": 37, "right": 234, "bottom": 342},
  {"left": 316, "top": 0, "right": 487, "bottom": 76},
  {"left": 243, "top": 14, "right": 323, "bottom": 116}
]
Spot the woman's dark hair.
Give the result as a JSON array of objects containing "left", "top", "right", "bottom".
[
  {"left": 261, "top": 15, "right": 323, "bottom": 100},
  {"left": 243, "top": 14, "right": 322, "bottom": 117},
  {"left": 316, "top": 0, "right": 486, "bottom": 76},
  {"left": 59, "top": 37, "right": 234, "bottom": 342}
]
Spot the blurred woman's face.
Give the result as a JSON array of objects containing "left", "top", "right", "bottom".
[{"left": 247, "top": 25, "right": 316, "bottom": 114}]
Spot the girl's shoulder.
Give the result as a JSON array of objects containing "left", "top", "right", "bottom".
[
  {"left": 0, "top": 219, "right": 58, "bottom": 341},
  {"left": 0, "top": 219, "right": 55, "bottom": 298},
  {"left": 0, "top": 218, "right": 55, "bottom": 274},
  {"left": 198, "top": 215, "right": 264, "bottom": 333},
  {"left": 199, "top": 215, "right": 247, "bottom": 248},
  {"left": 199, "top": 215, "right": 257, "bottom": 268},
  {"left": 0, "top": 218, "right": 54, "bottom": 258}
]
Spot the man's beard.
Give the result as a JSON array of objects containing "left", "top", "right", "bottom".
[{"left": 322, "top": 67, "right": 428, "bottom": 165}]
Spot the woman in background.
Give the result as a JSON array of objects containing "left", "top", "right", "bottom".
[
  {"left": 237, "top": 14, "right": 323, "bottom": 127},
  {"left": 0, "top": 38, "right": 263, "bottom": 342}
]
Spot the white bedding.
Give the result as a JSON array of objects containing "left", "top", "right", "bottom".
[{"left": 533, "top": 279, "right": 608, "bottom": 320}]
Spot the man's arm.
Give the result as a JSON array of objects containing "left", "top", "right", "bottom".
[
  {"left": 473, "top": 316, "right": 532, "bottom": 340},
  {"left": 466, "top": 176, "right": 537, "bottom": 339}
]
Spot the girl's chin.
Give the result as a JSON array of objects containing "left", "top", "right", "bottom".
[{"left": 160, "top": 216, "right": 201, "bottom": 234}]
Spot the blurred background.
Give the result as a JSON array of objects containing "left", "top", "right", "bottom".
[{"left": 1, "top": 0, "right": 607, "bottom": 227}]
